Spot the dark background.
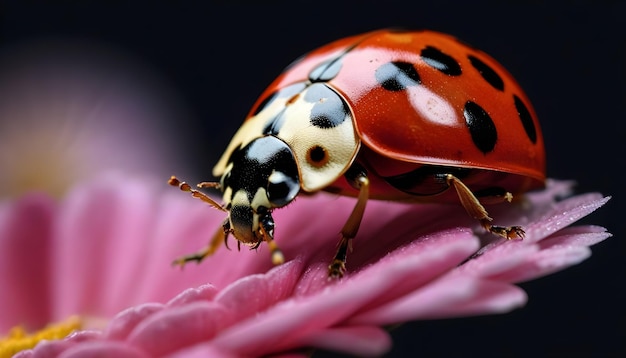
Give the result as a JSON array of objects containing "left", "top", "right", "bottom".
[{"left": 1, "top": 2, "right": 623, "bottom": 357}]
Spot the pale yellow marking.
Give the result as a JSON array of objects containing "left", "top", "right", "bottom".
[
  {"left": 213, "top": 83, "right": 360, "bottom": 194},
  {"left": 274, "top": 85, "right": 360, "bottom": 192}
]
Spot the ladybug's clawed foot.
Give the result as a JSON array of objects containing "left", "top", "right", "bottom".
[
  {"left": 328, "top": 169, "right": 370, "bottom": 279},
  {"left": 447, "top": 174, "right": 527, "bottom": 241},
  {"left": 328, "top": 259, "right": 347, "bottom": 279},
  {"left": 172, "top": 250, "right": 210, "bottom": 268},
  {"left": 266, "top": 240, "right": 285, "bottom": 266},
  {"left": 328, "top": 236, "right": 352, "bottom": 279},
  {"left": 484, "top": 222, "right": 526, "bottom": 240},
  {"left": 172, "top": 221, "right": 228, "bottom": 269}
]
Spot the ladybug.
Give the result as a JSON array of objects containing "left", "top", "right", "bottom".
[{"left": 169, "top": 29, "right": 545, "bottom": 278}]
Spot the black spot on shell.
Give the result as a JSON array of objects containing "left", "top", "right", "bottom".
[
  {"left": 253, "top": 92, "right": 278, "bottom": 116},
  {"left": 304, "top": 83, "right": 349, "bottom": 128},
  {"left": 463, "top": 101, "right": 497, "bottom": 153},
  {"left": 308, "top": 145, "right": 327, "bottom": 163},
  {"left": 513, "top": 95, "right": 537, "bottom": 143},
  {"left": 468, "top": 55, "right": 504, "bottom": 91},
  {"left": 309, "top": 57, "right": 343, "bottom": 82},
  {"left": 306, "top": 145, "right": 329, "bottom": 167},
  {"left": 278, "top": 82, "right": 307, "bottom": 99},
  {"left": 375, "top": 61, "right": 421, "bottom": 91},
  {"left": 254, "top": 82, "right": 306, "bottom": 116},
  {"left": 262, "top": 111, "right": 286, "bottom": 135},
  {"left": 420, "top": 46, "right": 462, "bottom": 76}
]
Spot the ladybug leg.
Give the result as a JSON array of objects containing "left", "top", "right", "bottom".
[
  {"left": 445, "top": 174, "right": 525, "bottom": 240},
  {"left": 258, "top": 210, "right": 285, "bottom": 265},
  {"left": 328, "top": 168, "right": 370, "bottom": 278},
  {"left": 168, "top": 176, "right": 232, "bottom": 267},
  {"left": 172, "top": 219, "right": 231, "bottom": 267}
]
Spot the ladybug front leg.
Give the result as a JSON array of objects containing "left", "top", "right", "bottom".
[
  {"left": 172, "top": 219, "right": 230, "bottom": 267},
  {"left": 445, "top": 174, "right": 525, "bottom": 240},
  {"left": 168, "top": 176, "right": 232, "bottom": 267},
  {"left": 328, "top": 167, "right": 370, "bottom": 278}
]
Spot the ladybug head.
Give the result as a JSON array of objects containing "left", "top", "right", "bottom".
[{"left": 220, "top": 135, "right": 300, "bottom": 246}]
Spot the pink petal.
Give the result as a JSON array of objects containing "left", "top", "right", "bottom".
[
  {"left": 52, "top": 177, "right": 145, "bottom": 319},
  {"left": 13, "top": 341, "right": 65, "bottom": 358},
  {"left": 213, "top": 258, "right": 305, "bottom": 323},
  {"left": 126, "top": 188, "right": 237, "bottom": 299},
  {"left": 526, "top": 244, "right": 592, "bottom": 272},
  {"left": 349, "top": 228, "right": 480, "bottom": 309},
  {"left": 126, "top": 301, "right": 229, "bottom": 356},
  {"left": 16, "top": 330, "right": 101, "bottom": 358},
  {"left": 162, "top": 344, "right": 246, "bottom": 358},
  {"left": 0, "top": 194, "right": 55, "bottom": 331},
  {"left": 457, "top": 240, "right": 540, "bottom": 279},
  {"left": 295, "top": 325, "right": 391, "bottom": 357},
  {"left": 49, "top": 174, "right": 261, "bottom": 320},
  {"left": 82, "top": 178, "right": 173, "bottom": 310},
  {"left": 59, "top": 340, "right": 149, "bottom": 358},
  {"left": 166, "top": 284, "right": 219, "bottom": 307},
  {"left": 103, "top": 303, "right": 164, "bottom": 340},
  {"left": 525, "top": 179, "right": 575, "bottom": 206},
  {"left": 348, "top": 275, "right": 526, "bottom": 325},
  {"left": 14, "top": 340, "right": 67, "bottom": 358},
  {"left": 523, "top": 194, "right": 609, "bottom": 243},
  {"left": 538, "top": 225, "right": 611, "bottom": 249},
  {"left": 208, "top": 231, "right": 479, "bottom": 356},
  {"left": 459, "top": 195, "right": 611, "bottom": 282},
  {"left": 490, "top": 245, "right": 594, "bottom": 284},
  {"left": 2, "top": 175, "right": 613, "bottom": 358}
]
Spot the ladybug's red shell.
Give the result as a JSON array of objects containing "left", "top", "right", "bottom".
[{"left": 243, "top": 30, "right": 545, "bottom": 198}]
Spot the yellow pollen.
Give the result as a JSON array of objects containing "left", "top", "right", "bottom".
[{"left": 0, "top": 316, "right": 82, "bottom": 358}]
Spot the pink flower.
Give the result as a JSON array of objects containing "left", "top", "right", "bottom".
[
  {"left": 0, "top": 39, "right": 192, "bottom": 198},
  {"left": 1, "top": 175, "right": 610, "bottom": 357}
]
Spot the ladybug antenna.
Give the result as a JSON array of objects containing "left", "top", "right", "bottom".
[{"left": 168, "top": 175, "right": 226, "bottom": 212}]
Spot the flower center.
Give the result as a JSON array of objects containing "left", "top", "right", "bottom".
[{"left": 0, "top": 316, "right": 81, "bottom": 358}]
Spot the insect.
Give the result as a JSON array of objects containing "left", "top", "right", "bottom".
[{"left": 170, "top": 29, "right": 546, "bottom": 278}]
